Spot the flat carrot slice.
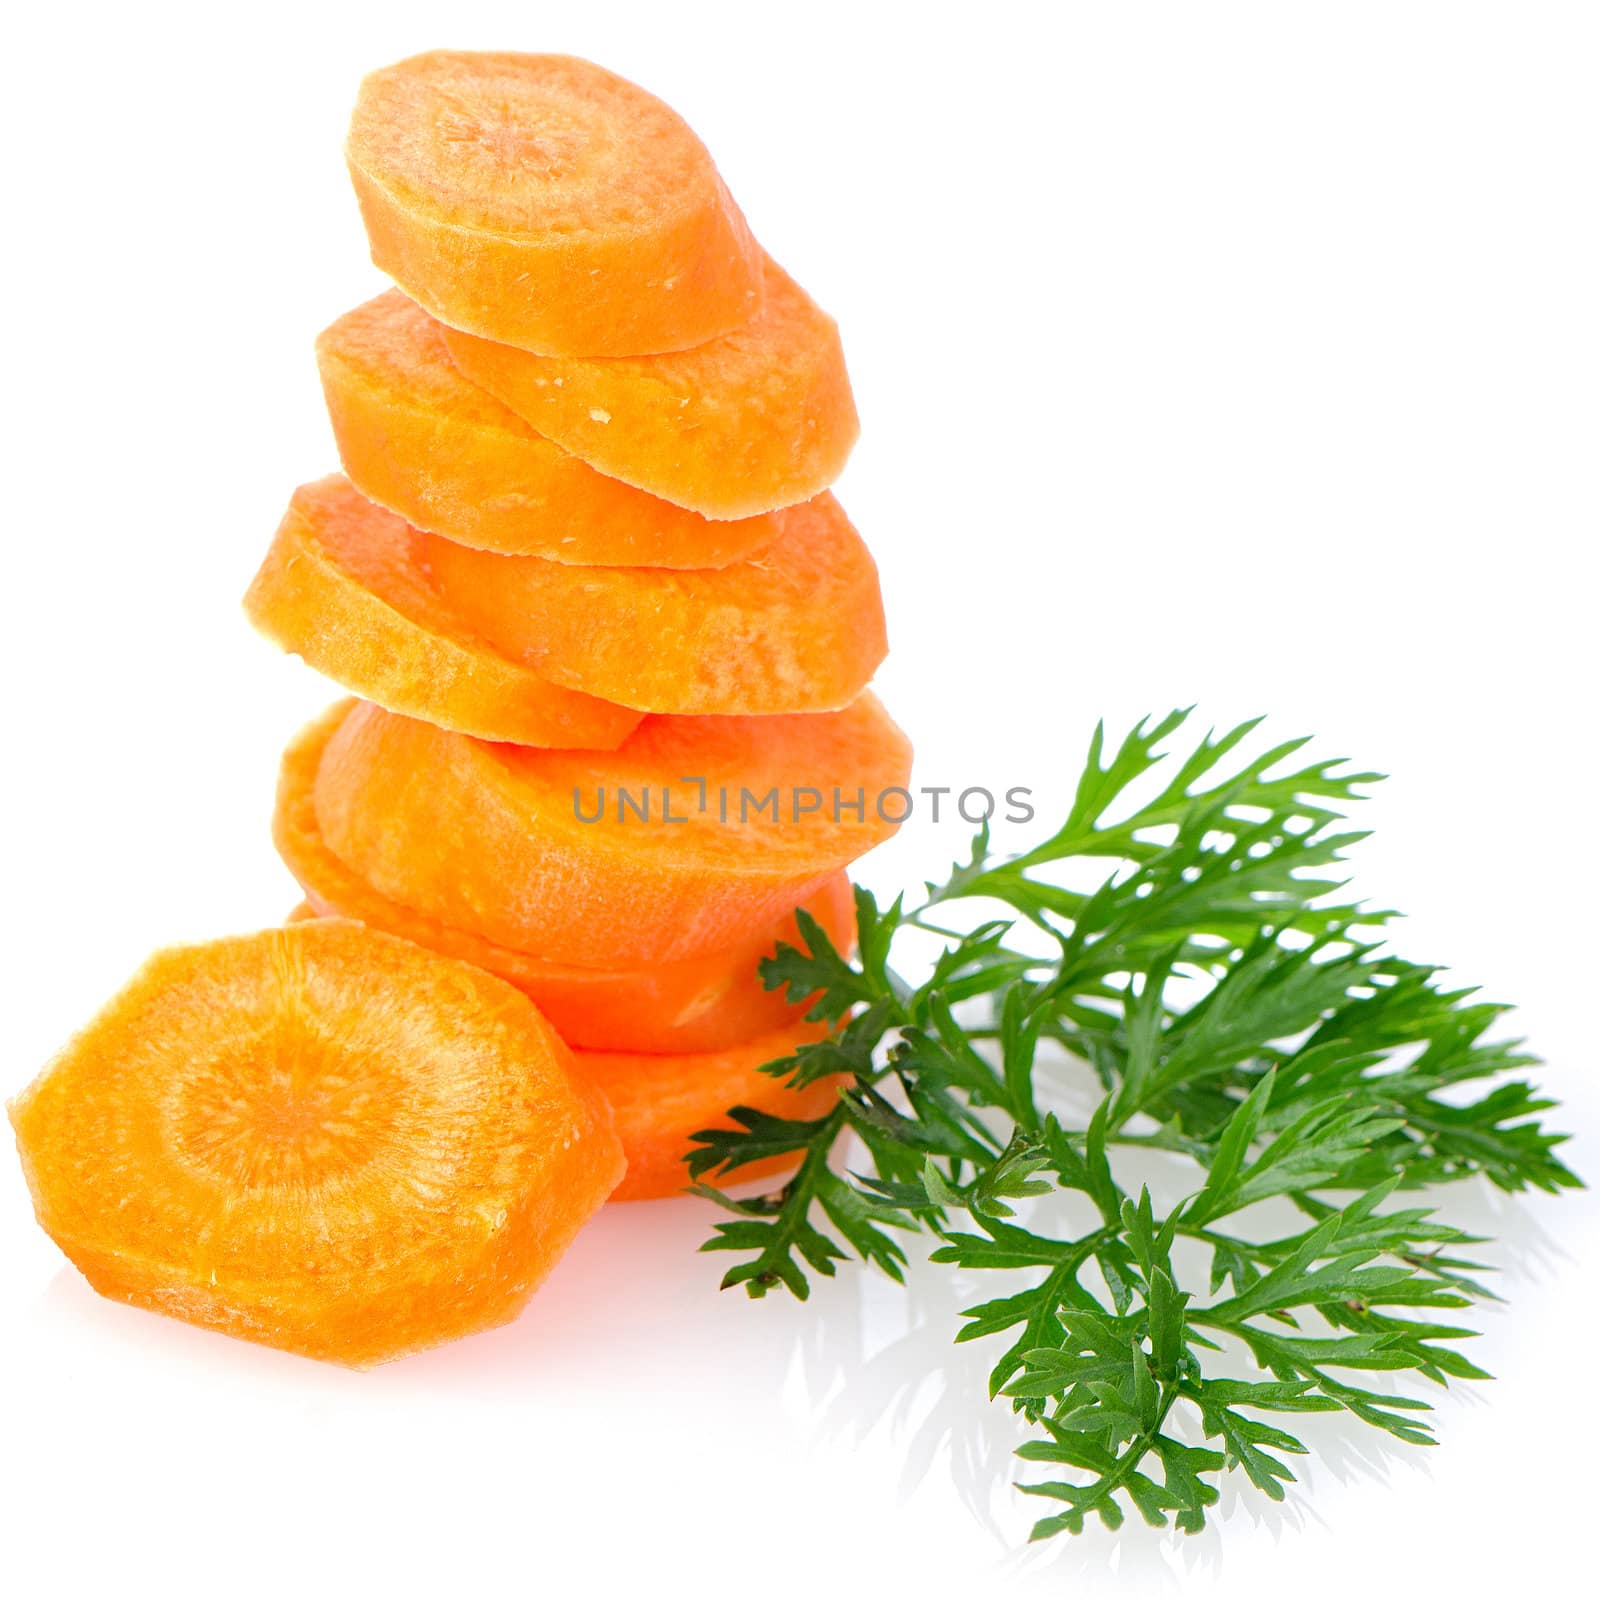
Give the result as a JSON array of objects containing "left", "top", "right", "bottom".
[
  {"left": 420, "top": 492, "right": 886, "bottom": 715},
  {"left": 7, "top": 920, "right": 625, "bottom": 1367},
  {"left": 570, "top": 1022, "right": 841, "bottom": 1202},
  {"left": 292, "top": 889, "right": 851, "bottom": 1053},
  {"left": 346, "top": 51, "right": 762, "bottom": 357},
  {"left": 243, "top": 475, "right": 642, "bottom": 749},
  {"left": 442, "top": 254, "right": 859, "bottom": 518},
  {"left": 274, "top": 702, "right": 858, "bottom": 1052},
  {"left": 318, "top": 292, "right": 784, "bottom": 567},
  {"left": 310, "top": 695, "right": 912, "bottom": 966}
]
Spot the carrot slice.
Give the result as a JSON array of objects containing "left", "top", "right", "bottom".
[
  {"left": 420, "top": 492, "right": 886, "bottom": 714},
  {"left": 274, "top": 702, "right": 858, "bottom": 1052},
  {"left": 7, "top": 920, "right": 625, "bottom": 1366},
  {"left": 243, "top": 475, "right": 641, "bottom": 749},
  {"left": 570, "top": 1022, "right": 841, "bottom": 1202},
  {"left": 442, "top": 254, "right": 858, "bottom": 518},
  {"left": 318, "top": 292, "right": 784, "bottom": 567},
  {"left": 310, "top": 696, "right": 912, "bottom": 966},
  {"left": 294, "top": 887, "right": 851, "bottom": 1054},
  {"left": 346, "top": 52, "right": 761, "bottom": 357}
]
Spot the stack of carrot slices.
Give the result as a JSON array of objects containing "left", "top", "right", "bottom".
[
  {"left": 256, "top": 45, "right": 910, "bottom": 1200},
  {"left": 10, "top": 52, "right": 909, "bottom": 1366}
]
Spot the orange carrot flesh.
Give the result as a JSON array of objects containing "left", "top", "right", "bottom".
[
  {"left": 318, "top": 291, "right": 785, "bottom": 567},
  {"left": 275, "top": 702, "right": 858, "bottom": 1052},
  {"left": 309, "top": 696, "right": 913, "bottom": 966},
  {"left": 8, "top": 920, "right": 625, "bottom": 1366},
  {"left": 442, "top": 254, "right": 858, "bottom": 518},
  {"left": 346, "top": 51, "right": 762, "bottom": 357},
  {"left": 419, "top": 491, "right": 886, "bottom": 715},
  {"left": 243, "top": 475, "right": 642, "bottom": 749},
  {"left": 569, "top": 1022, "right": 841, "bottom": 1202}
]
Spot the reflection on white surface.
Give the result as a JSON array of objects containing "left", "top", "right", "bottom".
[{"left": 22, "top": 1106, "right": 1587, "bottom": 1594}]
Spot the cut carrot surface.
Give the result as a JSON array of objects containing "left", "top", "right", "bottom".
[
  {"left": 310, "top": 695, "right": 912, "bottom": 966},
  {"left": 420, "top": 492, "right": 886, "bottom": 714},
  {"left": 442, "top": 254, "right": 859, "bottom": 518},
  {"left": 318, "top": 291, "right": 784, "bottom": 567},
  {"left": 275, "top": 702, "right": 859, "bottom": 1051},
  {"left": 346, "top": 51, "right": 761, "bottom": 357},
  {"left": 571, "top": 1022, "right": 840, "bottom": 1202},
  {"left": 7, "top": 920, "right": 625, "bottom": 1367},
  {"left": 243, "top": 475, "right": 642, "bottom": 749}
]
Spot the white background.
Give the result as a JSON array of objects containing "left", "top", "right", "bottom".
[{"left": 2, "top": 2, "right": 1595, "bottom": 1594}]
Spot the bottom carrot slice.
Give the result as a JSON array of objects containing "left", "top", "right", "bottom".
[
  {"left": 8, "top": 920, "right": 625, "bottom": 1366},
  {"left": 568, "top": 1021, "right": 840, "bottom": 1203},
  {"left": 274, "top": 702, "right": 858, "bottom": 1052}
]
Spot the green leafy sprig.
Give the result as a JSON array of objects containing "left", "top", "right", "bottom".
[{"left": 688, "top": 710, "right": 1578, "bottom": 1539}]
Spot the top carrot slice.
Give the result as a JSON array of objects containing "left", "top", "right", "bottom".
[
  {"left": 346, "top": 51, "right": 763, "bottom": 357},
  {"left": 442, "top": 254, "right": 860, "bottom": 519}
]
